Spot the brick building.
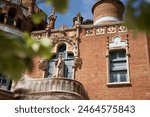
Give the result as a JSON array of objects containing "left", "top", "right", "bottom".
[{"left": 0, "top": 0, "right": 150, "bottom": 100}]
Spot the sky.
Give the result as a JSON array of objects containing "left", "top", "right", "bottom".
[{"left": 38, "top": 0, "right": 127, "bottom": 28}]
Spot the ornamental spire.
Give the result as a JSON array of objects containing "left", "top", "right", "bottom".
[{"left": 47, "top": 7, "right": 57, "bottom": 29}]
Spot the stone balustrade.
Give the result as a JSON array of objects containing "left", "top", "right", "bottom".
[{"left": 14, "top": 77, "right": 89, "bottom": 100}]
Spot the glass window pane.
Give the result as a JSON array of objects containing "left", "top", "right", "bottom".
[
  {"left": 119, "top": 51, "right": 126, "bottom": 58},
  {"left": 64, "top": 60, "right": 73, "bottom": 79},
  {"left": 120, "top": 71, "right": 127, "bottom": 82},
  {"left": 110, "top": 72, "right": 118, "bottom": 82},
  {"left": 58, "top": 44, "right": 66, "bottom": 52},
  {"left": 68, "top": 53, "right": 74, "bottom": 59},
  {"left": 109, "top": 50, "right": 128, "bottom": 83},
  {"left": 110, "top": 52, "right": 117, "bottom": 61},
  {"left": 110, "top": 62, "right": 127, "bottom": 71},
  {"left": 48, "top": 60, "right": 55, "bottom": 77},
  {"left": 2, "top": 79, "right": 7, "bottom": 86}
]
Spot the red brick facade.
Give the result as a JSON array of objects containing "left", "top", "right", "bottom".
[
  {"left": 1, "top": 0, "right": 149, "bottom": 100},
  {"left": 27, "top": 0, "right": 150, "bottom": 100},
  {"left": 75, "top": 29, "right": 150, "bottom": 100}
]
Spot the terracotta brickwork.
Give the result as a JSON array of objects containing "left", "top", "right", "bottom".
[
  {"left": 92, "top": 0, "right": 124, "bottom": 24},
  {"left": 1, "top": 0, "right": 150, "bottom": 100},
  {"left": 75, "top": 29, "right": 150, "bottom": 100},
  {"left": 26, "top": 57, "right": 44, "bottom": 78}
]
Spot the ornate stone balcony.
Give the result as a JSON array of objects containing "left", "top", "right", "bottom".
[{"left": 13, "top": 77, "right": 89, "bottom": 100}]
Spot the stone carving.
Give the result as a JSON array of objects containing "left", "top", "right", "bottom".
[
  {"left": 109, "top": 36, "right": 126, "bottom": 48},
  {"left": 47, "top": 8, "right": 57, "bottom": 29},
  {"left": 85, "top": 29, "right": 93, "bottom": 36},
  {"left": 96, "top": 27, "right": 105, "bottom": 35},
  {"left": 107, "top": 26, "right": 116, "bottom": 34},
  {"left": 54, "top": 54, "right": 65, "bottom": 78},
  {"left": 85, "top": 25, "right": 128, "bottom": 36},
  {"left": 118, "top": 26, "right": 127, "bottom": 33},
  {"left": 68, "top": 32, "right": 76, "bottom": 38},
  {"left": 38, "top": 59, "right": 48, "bottom": 71},
  {"left": 73, "top": 57, "right": 82, "bottom": 69}
]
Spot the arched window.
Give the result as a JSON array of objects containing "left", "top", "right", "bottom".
[
  {"left": 108, "top": 36, "right": 130, "bottom": 84},
  {"left": 109, "top": 50, "right": 128, "bottom": 83},
  {"left": 57, "top": 44, "right": 67, "bottom": 58},
  {"left": 7, "top": 8, "right": 17, "bottom": 25},
  {"left": 48, "top": 43, "right": 74, "bottom": 79}
]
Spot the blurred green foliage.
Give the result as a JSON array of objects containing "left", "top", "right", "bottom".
[
  {"left": 0, "top": 32, "right": 51, "bottom": 80},
  {"left": 125, "top": 0, "right": 150, "bottom": 33}
]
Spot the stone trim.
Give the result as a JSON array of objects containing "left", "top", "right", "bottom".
[
  {"left": 85, "top": 24, "right": 128, "bottom": 36},
  {"left": 106, "top": 35, "right": 130, "bottom": 85},
  {"left": 94, "top": 16, "right": 121, "bottom": 25}
]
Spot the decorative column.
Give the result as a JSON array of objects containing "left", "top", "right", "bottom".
[
  {"left": 72, "top": 13, "right": 83, "bottom": 79},
  {"left": 125, "top": 34, "right": 130, "bottom": 82},
  {"left": 106, "top": 36, "right": 110, "bottom": 83}
]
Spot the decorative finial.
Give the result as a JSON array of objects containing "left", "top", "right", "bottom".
[
  {"left": 73, "top": 12, "right": 83, "bottom": 26},
  {"left": 77, "top": 12, "right": 81, "bottom": 21},
  {"left": 46, "top": 7, "right": 57, "bottom": 29},
  {"left": 51, "top": 7, "right": 56, "bottom": 16}
]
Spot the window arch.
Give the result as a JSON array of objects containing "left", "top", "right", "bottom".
[{"left": 57, "top": 43, "right": 67, "bottom": 58}]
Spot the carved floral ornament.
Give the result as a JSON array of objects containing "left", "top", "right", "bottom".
[
  {"left": 109, "top": 36, "right": 127, "bottom": 48},
  {"left": 85, "top": 25, "right": 128, "bottom": 36}
]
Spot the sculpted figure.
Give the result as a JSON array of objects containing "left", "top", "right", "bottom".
[{"left": 54, "top": 54, "right": 65, "bottom": 78}]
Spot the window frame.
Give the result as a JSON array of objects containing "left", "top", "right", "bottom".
[
  {"left": 0, "top": 74, "right": 12, "bottom": 90},
  {"left": 107, "top": 49, "right": 130, "bottom": 85},
  {"left": 106, "top": 36, "right": 130, "bottom": 85}
]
